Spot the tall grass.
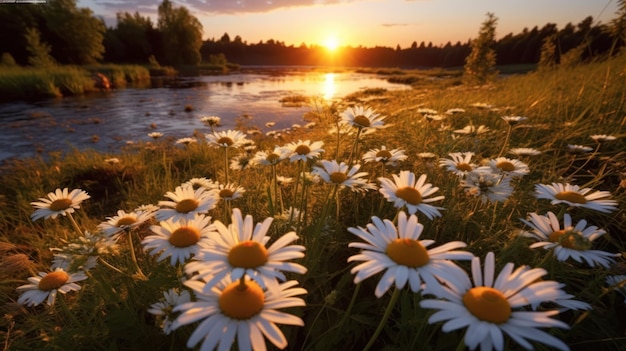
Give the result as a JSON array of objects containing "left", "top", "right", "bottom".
[{"left": 1, "top": 55, "right": 625, "bottom": 351}]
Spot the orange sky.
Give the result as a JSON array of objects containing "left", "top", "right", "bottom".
[{"left": 79, "top": 0, "right": 619, "bottom": 48}]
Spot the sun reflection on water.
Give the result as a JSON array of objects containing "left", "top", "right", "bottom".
[{"left": 322, "top": 73, "right": 336, "bottom": 100}]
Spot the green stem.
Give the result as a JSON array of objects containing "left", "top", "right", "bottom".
[
  {"left": 66, "top": 212, "right": 83, "bottom": 237},
  {"left": 362, "top": 288, "right": 400, "bottom": 351},
  {"left": 223, "top": 147, "right": 229, "bottom": 184},
  {"left": 127, "top": 231, "right": 147, "bottom": 280},
  {"left": 497, "top": 125, "right": 513, "bottom": 158},
  {"left": 347, "top": 128, "right": 363, "bottom": 166}
]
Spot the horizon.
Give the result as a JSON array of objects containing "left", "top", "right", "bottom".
[{"left": 77, "top": 0, "right": 620, "bottom": 49}]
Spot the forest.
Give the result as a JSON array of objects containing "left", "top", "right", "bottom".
[{"left": 0, "top": 0, "right": 623, "bottom": 68}]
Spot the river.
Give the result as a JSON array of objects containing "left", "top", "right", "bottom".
[{"left": 0, "top": 68, "right": 410, "bottom": 161}]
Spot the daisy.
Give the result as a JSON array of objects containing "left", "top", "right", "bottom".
[
  {"left": 591, "top": 134, "right": 617, "bottom": 143},
  {"left": 480, "top": 157, "right": 529, "bottom": 178},
  {"left": 184, "top": 208, "right": 307, "bottom": 293},
  {"left": 156, "top": 185, "right": 219, "bottom": 222},
  {"left": 417, "top": 152, "right": 438, "bottom": 160},
  {"left": 347, "top": 211, "right": 473, "bottom": 298},
  {"left": 470, "top": 102, "right": 492, "bottom": 109},
  {"left": 206, "top": 129, "right": 248, "bottom": 149},
  {"left": 606, "top": 275, "right": 626, "bottom": 303},
  {"left": 417, "top": 108, "right": 439, "bottom": 115},
  {"left": 17, "top": 268, "right": 87, "bottom": 306},
  {"left": 567, "top": 144, "right": 593, "bottom": 154},
  {"left": 143, "top": 214, "right": 215, "bottom": 266},
  {"left": 534, "top": 182, "right": 618, "bottom": 213},
  {"left": 453, "top": 125, "right": 490, "bottom": 135},
  {"left": 104, "top": 157, "right": 120, "bottom": 165},
  {"left": 501, "top": 116, "right": 528, "bottom": 125},
  {"left": 148, "top": 288, "right": 191, "bottom": 335},
  {"left": 181, "top": 177, "right": 218, "bottom": 191},
  {"left": 462, "top": 171, "right": 513, "bottom": 203},
  {"left": 445, "top": 108, "right": 465, "bottom": 114},
  {"left": 520, "top": 212, "right": 619, "bottom": 268},
  {"left": 276, "top": 176, "right": 294, "bottom": 186},
  {"left": 200, "top": 115, "right": 221, "bottom": 127},
  {"left": 98, "top": 209, "right": 154, "bottom": 240},
  {"left": 172, "top": 276, "right": 306, "bottom": 351},
  {"left": 175, "top": 137, "right": 196, "bottom": 146},
  {"left": 439, "top": 152, "right": 476, "bottom": 178},
  {"left": 424, "top": 114, "right": 446, "bottom": 122},
  {"left": 508, "top": 147, "right": 542, "bottom": 156},
  {"left": 251, "top": 148, "right": 286, "bottom": 166},
  {"left": 280, "top": 140, "right": 325, "bottom": 162},
  {"left": 217, "top": 182, "right": 246, "bottom": 202},
  {"left": 51, "top": 231, "right": 118, "bottom": 272},
  {"left": 148, "top": 132, "right": 163, "bottom": 139},
  {"left": 312, "top": 160, "right": 373, "bottom": 192},
  {"left": 340, "top": 105, "right": 386, "bottom": 132},
  {"left": 229, "top": 154, "right": 252, "bottom": 171},
  {"left": 378, "top": 171, "right": 445, "bottom": 219},
  {"left": 362, "top": 146, "right": 408, "bottom": 167},
  {"left": 31, "top": 188, "right": 91, "bottom": 221},
  {"left": 419, "top": 252, "right": 572, "bottom": 351}
]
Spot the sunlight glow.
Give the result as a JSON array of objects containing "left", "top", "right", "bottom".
[
  {"left": 324, "top": 36, "right": 340, "bottom": 51},
  {"left": 322, "top": 73, "right": 336, "bottom": 100}
]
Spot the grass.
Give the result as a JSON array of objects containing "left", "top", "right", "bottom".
[{"left": 1, "top": 55, "right": 626, "bottom": 351}]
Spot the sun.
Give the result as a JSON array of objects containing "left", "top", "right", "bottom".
[{"left": 323, "top": 36, "right": 340, "bottom": 52}]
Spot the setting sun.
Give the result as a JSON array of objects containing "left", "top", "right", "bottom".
[{"left": 323, "top": 36, "right": 340, "bottom": 51}]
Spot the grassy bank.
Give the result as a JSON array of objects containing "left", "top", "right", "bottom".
[{"left": 1, "top": 55, "right": 625, "bottom": 351}]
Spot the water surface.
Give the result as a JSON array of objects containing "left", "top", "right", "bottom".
[{"left": 0, "top": 68, "right": 408, "bottom": 161}]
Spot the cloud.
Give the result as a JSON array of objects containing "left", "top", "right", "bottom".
[
  {"left": 90, "top": 0, "right": 359, "bottom": 15},
  {"left": 381, "top": 23, "right": 409, "bottom": 27}
]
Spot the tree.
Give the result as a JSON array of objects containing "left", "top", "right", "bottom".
[
  {"left": 463, "top": 12, "right": 498, "bottom": 84},
  {"left": 25, "top": 27, "right": 56, "bottom": 67},
  {"left": 43, "top": 0, "right": 105, "bottom": 64},
  {"left": 606, "top": 0, "right": 626, "bottom": 54},
  {"left": 107, "top": 11, "right": 155, "bottom": 63},
  {"left": 157, "top": 0, "right": 203, "bottom": 65}
]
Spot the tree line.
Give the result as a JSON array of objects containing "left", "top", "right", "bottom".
[{"left": 0, "top": 0, "right": 624, "bottom": 68}]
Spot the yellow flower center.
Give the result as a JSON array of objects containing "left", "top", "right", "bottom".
[
  {"left": 175, "top": 199, "right": 199, "bottom": 213},
  {"left": 295, "top": 145, "right": 311, "bottom": 155},
  {"left": 49, "top": 198, "right": 72, "bottom": 212},
  {"left": 116, "top": 216, "right": 137, "bottom": 227},
  {"left": 555, "top": 191, "right": 587, "bottom": 204},
  {"left": 266, "top": 153, "right": 280, "bottom": 163},
  {"left": 495, "top": 161, "right": 516, "bottom": 172},
  {"left": 168, "top": 226, "right": 201, "bottom": 247},
  {"left": 376, "top": 150, "right": 393, "bottom": 160},
  {"left": 463, "top": 286, "right": 511, "bottom": 324},
  {"left": 550, "top": 229, "right": 591, "bottom": 250},
  {"left": 386, "top": 238, "right": 429, "bottom": 267},
  {"left": 353, "top": 115, "right": 371, "bottom": 128},
  {"left": 228, "top": 241, "right": 268, "bottom": 268},
  {"left": 329, "top": 172, "right": 348, "bottom": 184},
  {"left": 217, "top": 137, "right": 234, "bottom": 146},
  {"left": 219, "top": 189, "right": 235, "bottom": 199},
  {"left": 395, "top": 187, "right": 422, "bottom": 205},
  {"left": 548, "top": 229, "right": 567, "bottom": 243},
  {"left": 219, "top": 280, "right": 265, "bottom": 320},
  {"left": 455, "top": 163, "right": 473, "bottom": 172},
  {"left": 38, "top": 271, "right": 69, "bottom": 291}
]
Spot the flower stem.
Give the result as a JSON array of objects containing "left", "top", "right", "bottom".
[
  {"left": 126, "top": 231, "right": 147, "bottom": 280},
  {"left": 497, "top": 125, "right": 513, "bottom": 158},
  {"left": 66, "top": 212, "right": 83, "bottom": 237},
  {"left": 362, "top": 288, "right": 400, "bottom": 351}
]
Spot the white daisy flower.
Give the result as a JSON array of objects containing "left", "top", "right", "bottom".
[
  {"left": 181, "top": 177, "right": 218, "bottom": 191},
  {"left": 508, "top": 147, "right": 542, "bottom": 156},
  {"left": 312, "top": 160, "right": 374, "bottom": 192},
  {"left": 567, "top": 144, "right": 593, "bottom": 154},
  {"left": 453, "top": 125, "right": 490, "bottom": 135},
  {"left": 362, "top": 146, "right": 408, "bottom": 167},
  {"left": 606, "top": 275, "right": 626, "bottom": 303},
  {"left": 200, "top": 115, "right": 221, "bottom": 127},
  {"left": 185, "top": 208, "right": 307, "bottom": 293},
  {"left": 172, "top": 277, "right": 306, "bottom": 351},
  {"left": 340, "top": 105, "right": 386, "bottom": 132},
  {"left": 501, "top": 116, "right": 528, "bottom": 125},
  {"left": 30, "top": 188, "right": 91, "bottom": 221},
  {"left": 348, "top": 211, "right": 473, "bottom": 298},
  {"left": 50, "top": 231, "right": 118, "bottom": 272},
  {"left": 175, "top": 137, "right": 196, "bottom": 146},
  {"left": 98, "top": 209, "right": 154, "bottom": 240},
  {"left": 445, "top": 108, "right": 465, "bottom": 114},
  {"left": 229, "top": 154, "right": 252, "bottom": 171},
  {"left": 379, "top": 171, "right": 445, "bottom": 219},
  {"left": 417, "top": 108, "right": 438, "bottom": 115},
  {"left": 143, "top": 214, "right": 216, "bottom": 266},
  {"left": 280, "top": 140, "right": 325, "bottom": 162},
  {"left": 148, "top": 288, "right": 191, "bottom": 335},
  {"left": 206, "top": 129, "right": 248, "bottom": 149},
  {"left": 148, "top": 132, "right": 163, "bottom": 139},
  {"left": 276, "top": 176, "right": 294, "bottom": 186},
  {"left": 17, "top": 268, "right": 87, "bottom": 306},
  {"left": 424, "top": 114, "right": 446, "bottom": 122},
  {"left": 520, "top": 212, "right": 619, "bottom": 268},
  {"left": 462, "top": 171, "right": 513, "bottom": 203},
  {"left": 534, "top": 182, "right": 618, "bottom": 213},
  {"left": 251, "top": 148, "right": 285, "bottom": 166},
  {"left": 439, "top": 152, "right": 476, "bottom": 178},
  {"left": 470, "top": 102, "right": 492, "bottom": 109},
  {"left": 217, "top": 182, "right": 246, "bottom": 201},
  {"left": 479, "top": 157, "right": 529, "bottom": 178},
  {"left": 156, "top": 185, "right": 219, "bottom": 222},
  {"left": 104, "top": 157, "right": 120, "bottom": 165},
  {"left": 417, "top": 152, "right": 438, "bottom": 160},
  {"left": 420, "top": 252, "right": 571, "bottom": 351},
  {"left": 591, "top": 134, "right": 617, "bottom": 143}
]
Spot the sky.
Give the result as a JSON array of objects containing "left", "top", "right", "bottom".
[{"left": 77, "top": 0, "right": 620, "bottom": 48}]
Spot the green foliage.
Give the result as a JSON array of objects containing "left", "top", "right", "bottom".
[
  {"left": 24, "top": 27, "right": 56, "bottom": 67},
  {"left": 464, "top": 12, "right": 499, "bottom": 85},
  {"left": 157, "top": 0, "right": 203, "bottom": 66}
]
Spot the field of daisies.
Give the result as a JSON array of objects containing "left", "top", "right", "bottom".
[{"left": 1, "top": 54, "right": 625, "bottom": 351}]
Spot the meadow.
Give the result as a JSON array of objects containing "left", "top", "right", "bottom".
[{"left": 0, "top": 54, "right": 625, "bottom": 351}]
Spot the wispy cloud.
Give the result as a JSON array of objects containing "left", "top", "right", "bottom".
[{"left": 381, "top": 23, "right": 409, "bottom": 27}]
